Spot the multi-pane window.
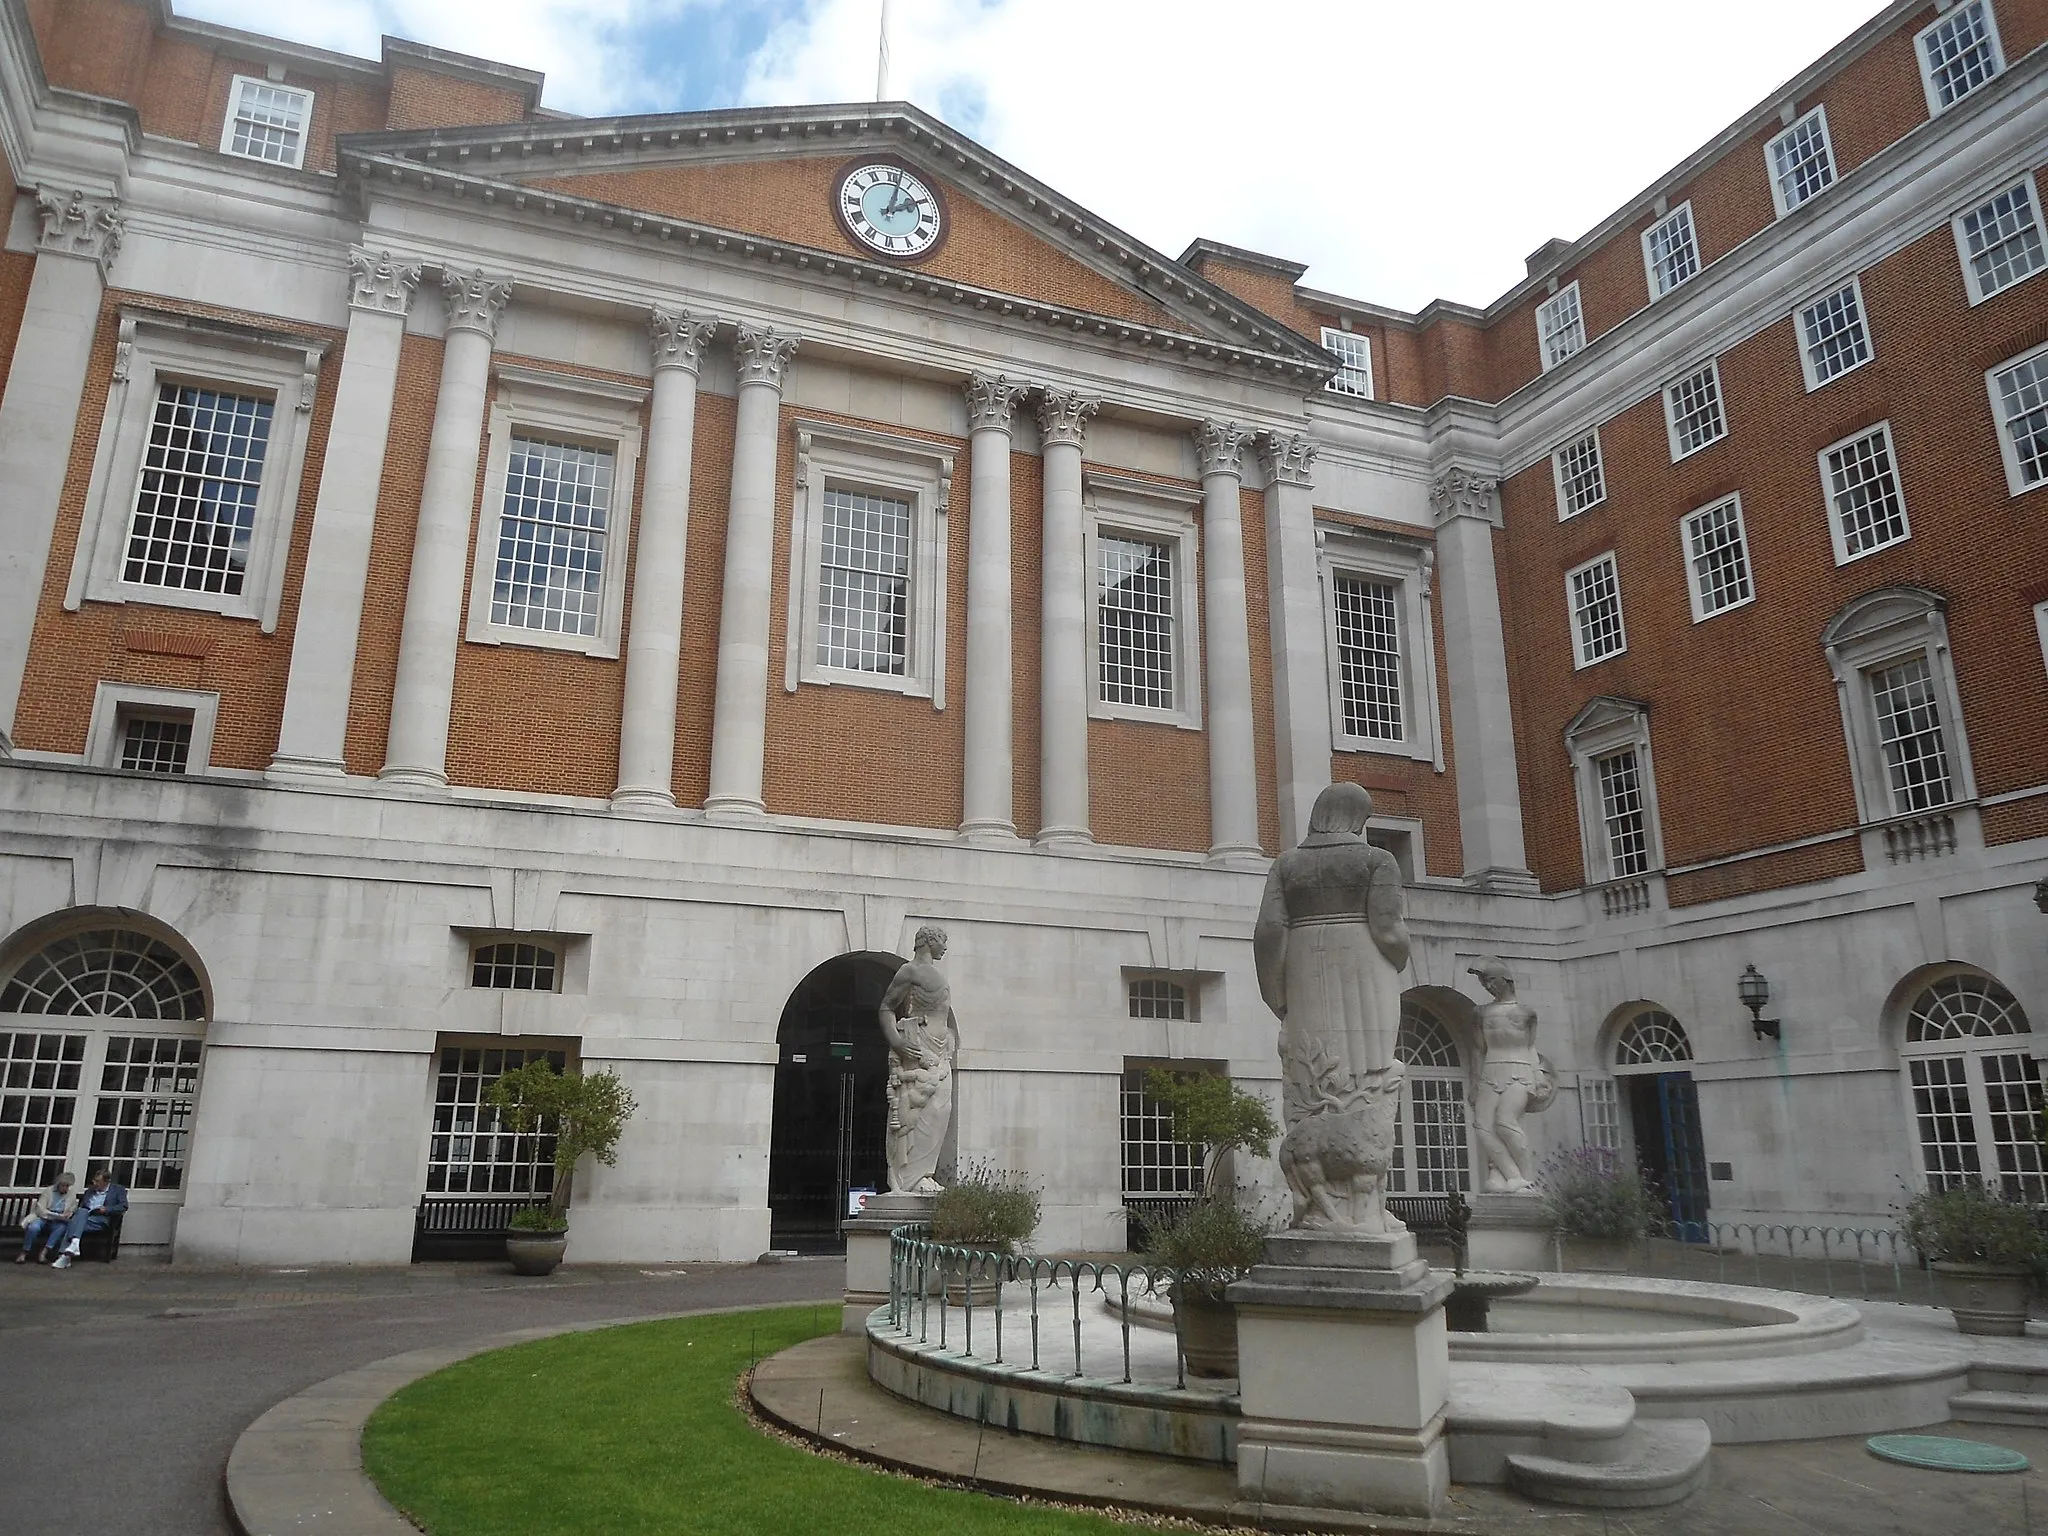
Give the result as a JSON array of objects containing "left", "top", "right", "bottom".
[
  {"left": 1957, "top": 179, "right": 2046, "bottom": 304},
  {"left": 1579, "top": 1077, "right": 1621, "bottom": 1152},
  {"left": 117, "top": 711, "right": 193, "bottom": 774},
  {"left": 1321, "top": 328, "right": 1374, "bottom": 398},
  {"left": 1916, "top": 0, "right": 2002, "bottom": 114},
  {"left": 490, "top": 436, "right": 614, "bottom": 639},
  {"left": 1128, "top": 977, "right": 1189, "bottom": 1021},
  {"left": 1332, "top": 574, "right": 1404, "bottom": 743},
  {"left": 1553, "top": 430, "right": 1606, "bottom": 519},
  {"left": 88, "top": 1036, "right": 201, "bottom": 1191},
  {"left": 1388, "top": 1003, "right": 1469, "bottom": 1195},
  {"left": 1119, "top": 1067, "right": 1205, "bottom": 1199},
  {"left": 1536, "top": 284, "right": 1586, "bottom": 371},
  {"left": 1869, "top": 654, "right": 1953, "bottom": 813},
  {"left": 0, "top": 1033, "right": 85, "bottom": 1188},
  {"left": 1767, "top": 107, "right": 1835, "bottom": 215},
  {"left": 221, "top": 77, "right": 313, "bottom": 169},
  {"left": 1904, "top": 972, "right": 2041, "bottom": 1203},
  {"left": 1798, "top": 280, "right": 1871, "bottom": 388},
  {"left": 123, "top": 384, "right": 274, "bottom": 597},
  {"left": 425, "top": 1045, "right": 565, "bottom": 1196},
  {"left": 1097, "top": 532, "right": 1176, "bottom": 710},
  {"left": 1597, "top": 749, "right": 1651, "bottom": 878},
  {"left": 1614, "top": 1009, "right": 1693, "bottom": 1067},
  {"left": 1682, "top": 496, "right": 1753, "bottom": 620},
  {"left": 1664, "top": 362, "right": 1726, "bottom": 459},
  {"left": 816, "top": 485, "right": 912, "bottom": 674},
  {"left": 1991, "top": 349, "right": 2048, "bottom": 492},
  {"left": 1821, "top": 424, "right": 1909, "bottom": 562},
  {"left": 1568, "top": 552, "right": 1626, "bottom": 667},
  {"left": 1642, "top": 204, "right": 1700, "bottom": 299},
  {"left": 471, "top": 943, "right": 560, "bottom": 993},
  {"left": 0, "top": 930, "right": 205, "bottom": 1020}
]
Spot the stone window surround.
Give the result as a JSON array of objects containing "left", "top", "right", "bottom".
[
  {"left": 463, "top": 366, "right": 646, "bottom": 661},
  {"left": 1536, "top": 282, "right": 1587, "bottom": 372},
  {"left": 1317, "top": 524, "right": 1441, "bottom": 765},
  {"left": 1566, "top": 695, "right": 1664, "bottom": 884},
  {"left": 450, "top": 931, "right": 591, "bottom": 997},
  {"left": 1914, "top": 0, "right": 2005, "bottom": 118},
  {"left": 2034, "top": 598, "right": 2048, "bottom": 678},
  {"left": 1641, "top": 200, "right": 1700, "bottom": 301},
  {"left": 1082, "top": 469, "right": 1204, "bottom": 732},
  {"left": 1987, "top": 338, "right": 2048, "bottom": 497},
  {"left": 1817, "top": 420, "right": 1910, "bottom": 567},
  {"left": 782, "top": 418, "right": 952, "bottom": 706},
  {"left": 219, "top": 74, "right": 315, "bottom": 171},
  {"left": 1794, "top": 274, "right": 1874, "bottom": 392},
  {"left": 1821, "top": 585, "right": 1978, "bottom": 827},
  {"left": 1662, "top": 357, "right": 1728, "bottom": 462},
  {"left": 1565, "top": 549, "right": 1628, "bottom": 669},
  {"left": 1766, "top": 104, "right": 1837, "bottom": 219},
  {"left": 1679, "top": 492, "right": 1756, "bottom": 623},
  {"left": 1894, "top": 965, "right": 2040, "bottom": 1203},
  {"left": 1952, "top": 172, "right": 2044, "bottom": 307},
  {"left": 65, "top": 310, "right": 326, "bottom": 633},
  {"left": 1320, "top": 327, "right": 1374, "bottom": 399},
  {"left": 1552, "top": 427, "right": 1607, "bottom": 520},
  {"left": 82, "top": 682, "right": 219, "bottom": 775}
]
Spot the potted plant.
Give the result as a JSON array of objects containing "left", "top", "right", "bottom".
[
  {"left": 486, "top": 1059, "right": 638, "bottom": 1277},
  {"left": 929, "top": 1160, "right": 1039, "bottom": 1305},
  {"left": 1132, "top": 1069, "right": 1279, "bottom": 1377},
  {"left": 1540, "top": 1145, "right": 1651, "bottom": 1272},
  {"left": 1902, "top": 1179, "right": 2041, "bottom": 1336}
]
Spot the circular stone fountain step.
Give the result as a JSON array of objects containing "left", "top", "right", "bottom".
[{"left": 1505, "top": 1419, "right": 1713, "bottom": 1509}]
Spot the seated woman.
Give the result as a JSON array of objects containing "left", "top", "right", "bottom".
[
  {"left": 17, "top": 1173, "right": 78, "bottom": 1263},
  {"left": 49, "top": 1168, "right": 128, "bottom": 1269}
]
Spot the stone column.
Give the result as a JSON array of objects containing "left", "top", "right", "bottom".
[
  {"left": 1034, "top": 388, "right": 1099, "bottom": 847},
  {"left": 1257, "top": 432, "right": 1333, "bottom": 848},
  {"left": 959, "top": 372, "right": 1025, "bottom": 840},
  {"left": 1429, "top": 467, "right": 1537, "bottom": 890},
  {"left": 1193, "top": 420, "right": 1262, "bottom": 862},
  {"left": 379, "top": 269, "right": 511, "bottom": 786},
  {"left": 704, "top": 323, "right": 799, "bottom": 818},
  {"left": 269, "top": 250, "right": 422, "bottom": 779},
  {"left": 613, "top": 306, "right": 718, "bottom": 808},
  {"left": 0, "top": 189, "right": 123, "bottom": 752}
]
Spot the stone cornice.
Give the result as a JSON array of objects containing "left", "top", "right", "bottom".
[
  {"left": 734, "top": 323, "right": 799, "bottom": 389},
  {"left": 963, "top": 371, "right": 1025, "bottom": 432},
  {"left": 348, "top": 246, "right": 421, "bottom": 315},
  {"left": 34, "top": 187, "right": 123, "bottom": 274},
  {"left": 1036, "top": 388, "right": 1099, "bottom": 451},
  {"left": 1256, "top": 431, "right": 1316, "bottom": 488},
  {"left": 648, "top": 305, "right": 717, "bottom": 374},
  {"left": 1193, "top": 420, "right": 1250, "bottom": 480},
  {"left": 440, "top": 267, "right": 512, "bottom": 338}
]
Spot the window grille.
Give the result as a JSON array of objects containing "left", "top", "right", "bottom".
[
  {"left": 1396, "top": 1002, "right": 1460, "bottom": 1068},
  {"left": 1097, "top": 532, "right": 1175, "bottom": 710},
  {"left": 1332, "top": 574, "right": 1403, "bottom": 742},
  {"left": 123, "top": 384, "right": 274, "bottom": 597},
  {"left": 1553, "top": 430, "right": 1606, "bottom": 518},
  {"left": 1665, "top": 363, "right": 1726, "bottom": 458},
  {"left": 1869, "top": 654, "right": 1952, "bottom": 815},
  {"left": 224, "top": 78, "right": 312, "bottom": 167},
  {"left": 1568, "top": 554, "right": 1626, "bottom": 666},
  {"left": 1614, "top": 1010, "right": 1692, "bottom": 1067},
  {"left": 1321, "top": 328, "right": 1374, "bottom": 398},
  {"left": 471, "top": 943, "right": 560, "bottom": 993},
  {"left": 1909, "top": 974, "right": 2027, "bottom": 1042},
  {"left": 0, "top": 1032, "right": 85, "bottom": 1188},
  {"left": 1597, "top": 749, "right": 1651, "bottom": 877},
  {"left": 1905, "top": 972, "right": 2040, "bottom": 1202},
  {"left": 1388, "top": 1001, "right": 1468, "bottom": 1194},
  {"left": 1918, "top": 0, "right": 2001, "bottom": 111},
  {"left": 1119, "top": 1067, "right": 1204, "bottom": 1198},
  {"left": 1682, "top": 497, "right": 1752, "bottom": 618},
  {"left": 1536, "top": 285, "right": 1586, "bottom": 370},
  {"left": 1823, "top": 425, "right": 1908, "bottom": 560},
  {"left": 89, "top": 1035, "right": 201, "bottom": 1190},
  {"left": 1768, "top": 109, "right": 1835, "bottom": 213},
  {"left": 1959, "top": 180, "right": 2045, "bottom": 302},
  {"left": 1643, "top": 205, "right": 1699, "bottom": 298},
  {"left": 426, "top": 1045, "right": 565, "bottom": 1195},
  {"left": 1579, "top": 1076, "right": 1621, "bottom": 1152},
  {"left": 815, "top": 484, "right": 912, "bottom": 673},
  {"left": 1128, "top": 977, "right": 1189, "bottom": 1020},
  {"left": 1799, "top": 282, "right": 1871, "bottom": 387},
  {"left": 1993, "top": 352, "right": 2048, "bottom": 488},
  {"left": 1910, "top": 1056, "right": 1981, "bottom": 1187},
  {"left": 1981, "top": 1051, "right": 2046, "bottom": 1203},
  {"left": 117, "top": 711, "right": 192, "bottom": 774},
  {"left": 0, "top": 930, "right": 205, "bottom": 1020},
  {"left": 490, "top": 436, "right": 614, "bottom": 639}
]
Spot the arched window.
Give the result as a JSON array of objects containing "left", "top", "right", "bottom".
[
  {"left": 1391, "top": 998, "right": 1470, "bottom": 1194},
  {"left": 1614, "top": 1009, "right": 1693, "bottom": 1069},
  {"left": 1901, "top": 970, "right": 2041, "bottom": 1201},
  {"left": 0, "top": 929, "right": 205, "bottom": 1020}
]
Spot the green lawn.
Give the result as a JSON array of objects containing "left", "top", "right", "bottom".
[{"left": 362, "top": 1306, "right": 1131, "bottom": 1536}]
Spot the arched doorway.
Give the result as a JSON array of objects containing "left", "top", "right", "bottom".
[
  {"left": 1390, "top": 994, "right": 1473, "bottom": 1194},
  {"left": 1897, "top": 966, "right": 2042, "bottom": 1202},
  {"left": 1607, "top": 1005, "right": 1709, "bottom": 1239},
  {"left": 766, "top": 952, "right": 897, "bottom": 1253}
]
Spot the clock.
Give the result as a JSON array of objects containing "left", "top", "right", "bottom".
[{"left": 835, "top": 161, "right": 946, "bottom": 261}]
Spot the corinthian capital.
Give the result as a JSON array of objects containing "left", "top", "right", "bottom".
[
  {"left": 733, "top": 322, "right": 799, "bottom": 389},
  {"left": 964, "top": 371, "right": 1025, "bottom": 432},
  {"left": 1192, "top": 419, "right": 1250, "bottom": 479},
  {"left": 649, "top": 305, "right": 718, "bottom": 374},
  {"left": 440, "top": 268, "right": 512, "bottom": 339},
  {"left": 348, "top": 248, "right": 421, "bottom": 316},
  {"left": 1036, "top": 387, "right": 1099, "bottom": 450},
  {"left": 1256, "top": 431, "right": 1317, "bottom": 487},
  {"left": 34, "top": 188, "right": 123, "bottom": 274},
  {"left": 1429, "top": 465, "right": 1501, "bottom": 527}
]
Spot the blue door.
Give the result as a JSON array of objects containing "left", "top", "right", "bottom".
[{"left": 1656, "top": 1071, "right": 1711, "bottom": 1241}]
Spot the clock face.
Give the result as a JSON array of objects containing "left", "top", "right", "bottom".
[{"left": 836, "top": 162, "right": 945, "bottom": 260}]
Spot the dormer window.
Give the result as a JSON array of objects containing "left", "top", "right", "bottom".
[{"left": 221, "top": 76, "right": 313, "bottom": 170}]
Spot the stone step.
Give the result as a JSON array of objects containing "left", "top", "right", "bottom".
[
  {"left": 1505, "top": 1419, "right": 1713, "bottom": 1509},
  {"left": 1966, "top": 1363, "right": 2048, "bottom": 1396},
  {"left": 1950, "top": 1389, "right": 2048, "bottom": 1427}
]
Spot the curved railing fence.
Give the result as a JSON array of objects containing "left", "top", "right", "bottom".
[{"left": 1636, "top": 1217, "right": 1941, "bottom": 1302}]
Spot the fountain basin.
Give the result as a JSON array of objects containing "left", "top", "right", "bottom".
[{"left": 1451, "top": 1274, "right": 1865, "bottom": 1364}]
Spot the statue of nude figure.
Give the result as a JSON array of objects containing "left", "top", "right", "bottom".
[
  {"left": 1470, "top": 957, "right": 1542, "bottom": 1193},
  {"left": 878, "top": 925, "right": 957, "bottom": 1194}
]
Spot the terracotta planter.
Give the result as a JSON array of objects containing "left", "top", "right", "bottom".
[
  {"left": 506, "top": 1230, "right": 567, "bottom": 1277},
  {"left": 1174, "top": 1290, "right": 1239, "bottom": 1378},
  {"left": 1561, "top": 1235, "right": 1637, "bottom": 1273},
  {"left": 1934, "top": 1259, "right": 2033, "bottom": 1336}
]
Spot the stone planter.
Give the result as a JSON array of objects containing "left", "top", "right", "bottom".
[
  {"left": 1561, "top": 1234, "right": 1637, "bottom": 1273},
  {"left": 1174, "top": 1289, "right": 1239, "bottom": 1378},
  {"left": 506, "top": 1229, "right": 568, "bottom": 1277},
  {"left": 1934, "top": 1259, "right": 2033, "bottom": 1336}
]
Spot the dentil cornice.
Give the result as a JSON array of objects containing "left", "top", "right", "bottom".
[
  {"left": 1037, "top": 388, "right": 1100, "bottom": 450},
  {"left": 1429, "top": 466, "right": 1501, "bottom": 528},
  {"left": 734, "top": 323, "right": 800, "bottom": 388},
  {"left": 348, "top": 248, "right": 421, "bottom": 316},
  {"left": 35, "top": 188, "right": 123, "bottom": 275},
  {"left": 649, "top": 305, "right": 718, "bottom": 373},
  {"left": 1193, "top": 419, "right": 1250, "bottom": 479},
  {"left": 441, "top": 268, "right": 513, "bottom": 338},
  {"left": 964, "top": 371, "right": 1025, "bottom": 432},
  {"left": 1256, "top": 430, "right": 1317, "bottom": 487}
]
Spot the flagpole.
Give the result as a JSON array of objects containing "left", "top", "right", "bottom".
[{"left": 876, "top": 0, "right": 892, "bottom": 100}]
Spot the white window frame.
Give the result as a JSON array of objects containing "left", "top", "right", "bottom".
[
  {"left": 1641, "top": 201, "right": 1700, "bottom": 301},
  {"left": 1321, "top": 327, "right": 1374, "bottom": 399},
  {"left": 1663, "top": 358, "right": 1728, "bottom": 461},
  {"left": 1952, "top": 173, "right": 2045, "bottom": 306},
  {"left": 1680, "top": 493, "right": 1756, "bottom": 623},
  {"left": 219, "top": 74, "right": 314, "bottom": 171},
  {"left": 1767, "top": 105, "right": 1836, "bottom": 218},
  {"left": 784, "top": 419, "right": 952, "bottom": 704},
  {"left": 1818, "top": 421, "right": 1910, "bottom": 566},
  {"left": 1915, "top": 0, "right": 2005, "bottom": 117},
  {"left": 1566, "top": 696, "right": 1664, "bottom": 884},
  {"left": 1795, "top": 275, "right": 1874, "bottom": 391},
  {"left": 1821, "top": 586, "right": 1977, "bottom": 825},
  {"left": 1083, "top": 469, "right": 1203, "bottom": 730},
  {"left": 464, "top": 368, "right": 645, "bottom": 660},
  {"left": 1566, "top": 550, "right": 1627, "bottom": 669},
  {"left": 1318, "top": 526, "right": 1441, "bottom": 764},
  {"left": 1552, "top": 428, "right": 1607, "bottom": 520},
  {"left": 82, "top": 682, "right": 220, "bottom": 774},
  {"left": 2035, "top": 599, "right": 2048, "bottom": 679},
  {"left": 1988, "top": 340, "right": 2048, "bottom": 497},
  {"left": 65, "top": 311, "right": 325, "bottom": 632},
  {"left": 1536, "top": 282, "right": 1587, "bottom": 372}
]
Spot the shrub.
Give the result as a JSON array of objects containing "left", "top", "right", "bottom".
[
  {"left": 929, "top": 1161, "right": 1040, "bottom": 1251},
  {"left": 1540, "top": 1145, "right": 1652, "bottom": 1240},
  {"left": 1136, "top": 1199, "right": 1276, "bottom": 1302},
  {"left": 1142, "top": 1069, "right": 1278, "bottom": 1192},
  {"left": 487, "top": 1060, "right": 638, "bottom": 1223},
  {"left": 1902, "top": 1179, "right": 2044, "bottom": 1268},
  {"left": 508, "top": 1206, "right": 568, "bottom": 1235}
]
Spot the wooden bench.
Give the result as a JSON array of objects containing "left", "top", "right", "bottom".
[
  {"left": 411, "top": 1195, "right": 550, "bottom": 1262},
  {"left": 1387, "top": 1190, "right": 1470, "bottom": 1270},
  {"left": 2, "top": 1190, "right": 125, "bottom": 1261}
]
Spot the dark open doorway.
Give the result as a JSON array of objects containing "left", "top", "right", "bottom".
[
  {"left": 766, "top": 952, "right": 896, "bottom": 1253},
  {"left": 1625, "top": 1070, "right": 1710, "bottom": 1241}
]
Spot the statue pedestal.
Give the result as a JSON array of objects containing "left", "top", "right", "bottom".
[
  {"left": 1230, "top": 1230, "right": 1455, "bottom": 1518},
  {"left": 842, "top": 1191, "right": 934, "bottom": 1333},
  {"left": 1464, "top": 1191, "right": 1556, "bottom": 1272}
]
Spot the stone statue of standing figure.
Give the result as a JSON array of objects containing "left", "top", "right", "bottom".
[
  {"left": 1468, "top": 957, "right": 1554, "bottom": 1193},
  {"left": 1254, "top": 783, "right": 1411, "bottom": 1235},
  {"left": 878, "top": 925, "right": 957, "bottom": 1194}
]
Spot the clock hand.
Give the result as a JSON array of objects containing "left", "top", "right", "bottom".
[{"left": 882, "top": 187, "right": 913, "bottom": 219}]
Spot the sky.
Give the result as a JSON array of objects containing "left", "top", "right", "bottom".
[{"left": 175, "top": 0, "right": 1891, "bottom": 312}]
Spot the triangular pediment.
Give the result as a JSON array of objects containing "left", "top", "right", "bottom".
[{"left": 1565, "top": 695, "right": 1650, "bottom": 740}]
